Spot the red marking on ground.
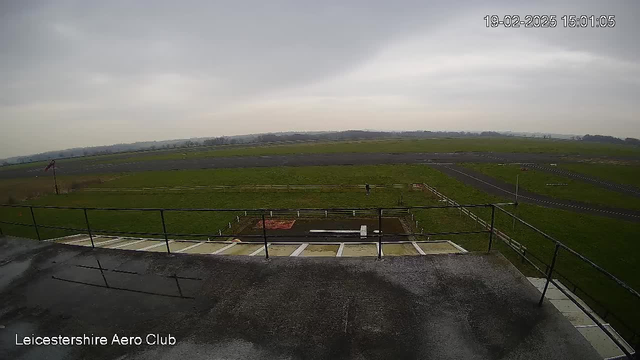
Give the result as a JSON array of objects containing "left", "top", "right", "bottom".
[{"left": 256, "top": 220, "right": 296, "bottom": 230}]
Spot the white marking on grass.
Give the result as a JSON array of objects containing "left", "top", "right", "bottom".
[
  {"left": 336, "top": 243, "right": 345, "bottom": 257},
  {"left": 412, "top": 242, "right": 426, "bottom": 255},
  {"left": 211, "top": 243, "right": 236, "bottom": 255},
  {"left": 176, "top": 242, "right": 204, "bottom": 253},
  {"left": 290, "top": 243, "right": 309, "bottom": 257},
  {"left": 138, "top": 241, "right": 173, "bottom": 251},
  {"left": 110, "top": 239, "right": 146, "bottom": 249}
]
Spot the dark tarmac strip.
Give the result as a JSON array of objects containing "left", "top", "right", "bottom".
[
  {"left": 525, "top": 164, "right": 640, "bottom": 198},
  {"left": 0, "top": 152, "right": 598, "bottom": 179},
  {"left": 0, "top": 236, "right": 601, "bottom": 360},
  {"left": 429, "top": 164, "right": 640, "bottom": 222}
]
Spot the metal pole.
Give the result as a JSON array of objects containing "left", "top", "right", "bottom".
[
  {"left": 53, "top": 163, "right": 59, "bottom": 195},
  {"left": 160, "top": 210, "right": 170, "bottom": 254},
  {"left": 512, "top": 174, "right": 519, "bottom": 230},
  {"left": 377, "top": 208, "right": 382, "bottom": 259},
  {"left": 487, "top": 206, "right": 495, "bottom": 252},
  {"left": 29, "top": 206, "right": 41, "bottom": 241},
  {"left": 515, "top": 174, "right": 519, "bottom": 204},
  {"left": 262, "top": 214, "right": 269, "bottom": 259},
  {"left": 83, "top": 208, "right": 95, "bottom": 248},
  {"left": 539, "top": 244, "right": 560, "bottom": 306}
]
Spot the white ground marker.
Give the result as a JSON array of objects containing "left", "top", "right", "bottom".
[
  {"left": 412, "top": 242, "right": 426, "bottom": 255},
  {"left": 138, "top": 241, "right": 173, "bottom": 251},
  {"left": 176, "top": 242, "right": 204, "bottom": 253},
  {"left": 211, "top": 243, "right": 236, "bottom": 255},
  {"left": 290, "top": 243, "right": 309, "bottom": 257},
  {"left": 336, "top": 243, "right": 345, "bottom": 257}
]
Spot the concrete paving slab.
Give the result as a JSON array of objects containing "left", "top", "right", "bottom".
[
  {"left": 341, "top": 243, "right": 378, "bottom": 257},
  {"left": 382, "top": 243, "right": 420, "bottom": 256},
  {"left": 541, "top": 287, "right": 568, "bottom": 300},
  {"left": 181, "top": 242, "right": 228, "bottom": 254},
  {"left": 219, "top": 243, "right": 262, "bottom": 256},
  {"left": 64, "top": 239, "right": 95, "bottom": 247},
  {"left": 165, "top": 241, "right": 201, "bottom": 253},
  {"left": 56, "top": 234, "right": 91, "bottom": 244},
  {"left": 578, "top": 326, "right": 629, "bottom": 359},
  {"left": 96, "top": 238, "right": 133, "bottom": 248},
  {"left": 550, "top": 298, "right": 583, "bottom": 313},
  {"left": 266, "top": 244, "right": 298, "bottom": 256},
  {"left": 564, "top": 311, "right": 596, "bottom": 326},
  {"left": 117, "top": 240, "right": 161, "bottom": 250},
  {"left": 302, "top": 244, "right": 340, "bottom": 257},
  {"left": 418, "top": 242, "right": 462, "bottom": 254},
  {"left": 145, "top": 241, "right": 174, "bottom": 252}
]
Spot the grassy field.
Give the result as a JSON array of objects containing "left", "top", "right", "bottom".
[
  {"left": 4, "top": 137, "right": 640, "bottom": 172},
  {"left": 559, "top": 163, "right": 640, "bottom": 189},
  {"left": 463, "top": 163, "right": 640, "bottom": 211},
  {"left": 92, "top": 137, "right": 640, "bottom": 165},
  {"left": 0, "top": 163, "right": 638, "bottom": 342},
  {"left": 0, "top": 174, "right": 119, "bottom": 204}
]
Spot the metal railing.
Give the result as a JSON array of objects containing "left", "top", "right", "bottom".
[
  {"left": 493, "top": 205, "right": 638, "bottom": 359},
  {"left": 0, "top": 202, "right": 637, "bottom": 358}
]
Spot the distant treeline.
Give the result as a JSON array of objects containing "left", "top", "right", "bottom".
[
  {"left": 581, "top": 134, "right": 640, "bottom": 146},
  {"left": 2, "top": 130, "right": 638, "bottom": 165}
]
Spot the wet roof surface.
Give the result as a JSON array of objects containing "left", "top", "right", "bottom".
[{"left": 0, "top": 236, "right": 600, "bottom": 360}]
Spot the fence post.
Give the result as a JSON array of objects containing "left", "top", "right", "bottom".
[
  {"left": 539, "top": 244, "right": 560, "bottom": 306},
  {"left": 487, "top": 205, "right": 496, "bottom": 252},
  {"left": 262, "top": 214, "right": 269, "bottom": 259},
  {"left": 29, "top": 206, "right": 41, "bottom": 241},
  {"left": 377, "top": 208, "right": 382, "bottom": 259},
  {"left": 160, "top": 210, "right": 170, "bottom": 254},
  {"left": 83, "top": 208, "right": 95, "bottom": 248}
]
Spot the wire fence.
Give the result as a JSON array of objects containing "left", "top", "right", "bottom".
[{"left": 0, "top": 202, "right": 637, "bottom": 358}]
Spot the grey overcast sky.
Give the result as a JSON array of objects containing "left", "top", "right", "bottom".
[{"left": 1, "top": 1, "right": 639, "bottom": 158}]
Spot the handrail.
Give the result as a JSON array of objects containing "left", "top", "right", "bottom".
[{"left": 494, "top": 204, "right": 640, "bottom": 301}]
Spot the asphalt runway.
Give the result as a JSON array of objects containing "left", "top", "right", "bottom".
[{"left": 430, "top": 164, "right": 640, "bottom": 222}]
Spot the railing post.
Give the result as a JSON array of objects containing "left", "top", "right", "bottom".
[
  {"left": 487, "top": 205, "right": 496, "bottom": 252},
  {"left": 29, "top": 206, "right": 41, "bottom": 241},
  {"left": 377, "top": 208, "right": 382, "bottom": 259},
  {"left": 160, "top": 210, "right": 170, "bottom": 254},
  {"left": 83, "top": 208, "right": 95, "bottom": 248},
  {"left": 262, "top": 214, "right": 269, "bottom": 259},
  {"left": 539, "top": 243, "right": 560, "bottom": 306}
]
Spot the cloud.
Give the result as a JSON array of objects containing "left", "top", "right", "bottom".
[{"left": 0, "top": 0, "right": 639, "bottom": 158}]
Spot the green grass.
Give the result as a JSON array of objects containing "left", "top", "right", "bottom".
[
  {"left": 559, "top": 163, "right": 640, "bottom": 189},
  {"left": 463, "top": 163, "right": 640, "bottom": 211},
  {"left": 63, "top": 137, "right": 640, "bottom": 166},
  {"left": 0, "top": 174, "right": 119, "bottom": 204},
  {"left": 1, "top": 163, "right": 638, "bottom": 342}
]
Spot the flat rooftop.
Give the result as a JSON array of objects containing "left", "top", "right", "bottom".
[{"left": 0, "top": 236, "right": 601, "bottom": 360}]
